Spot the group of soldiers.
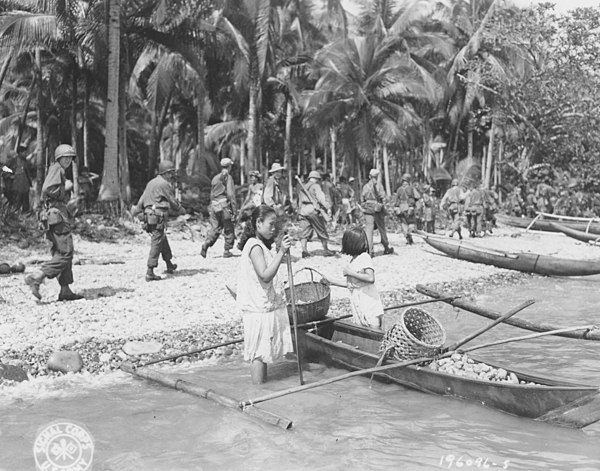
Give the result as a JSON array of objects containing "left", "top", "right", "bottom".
[
  {"left": 506, "top": 181, "right": 600, "bottom": 219},
  {"left": 22, "top": 145, "right": 504, "bottom": 301}
]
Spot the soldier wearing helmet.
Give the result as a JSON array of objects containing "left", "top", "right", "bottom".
[
  {"left": 297, "top": 170, "right": 334, "bottom": 257},
  {"left": 133, "top": 159, "right": 185, "bottom": 281},
  {"left": 440, "top": 177, "right": 466, "bottom": 239},
  {"left": 25, "top": 144, "right": 83, "bottom": 301},
  {"left": 393, "top": 173, "right": 421, "bottom": 245},
  {"left": 201, "top": 157, "right": 237, "bottom": 258},
  {"left": 361, "top": 168, "right": 393, "bottom": 256}
]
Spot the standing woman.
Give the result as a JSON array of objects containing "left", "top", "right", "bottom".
[
  {"left": 236, "top": 205, "right": 293, "bottom": 384},
  {"left": 25, "top": 144, "right": 83, "bottom": 301}
]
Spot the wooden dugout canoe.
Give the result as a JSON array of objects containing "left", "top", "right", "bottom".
[
  {"left": 496, "top": 214, "right": 600, "bottom": 234},
  {"left": 301, "top": 320, "right": 600, "bottom": 428},
  {"left": 551, "top": 223, "right": 600, "bottom": 244},
  {"left": 420, "top": 233, "right": 600, "bottom": 277}
]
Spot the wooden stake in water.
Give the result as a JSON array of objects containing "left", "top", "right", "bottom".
[{"left": 286, "top": 253, "right": 304, "bottom": 385}]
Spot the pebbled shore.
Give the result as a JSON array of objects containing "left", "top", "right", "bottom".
[{"left": 1, "top": 219, "right": 597, "bottom": 384}]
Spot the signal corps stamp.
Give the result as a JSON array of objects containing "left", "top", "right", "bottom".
[{"left": 33, "top": 420, "right": 94, "bottom": 471}]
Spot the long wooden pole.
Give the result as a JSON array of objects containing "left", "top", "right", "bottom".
[
  {"left": 416, "top": 284, "right": 600, "bottom": 341},
  {"left": 121, "top": 363, "right": 292, "bottom": 430},
  {"left": 286, "top": 254, "right": 304, "bottom": 385},
  {"left": 383, "top": 296, "right": 460, "bottom": 311},
  {"left": 241, "top": 299, "right": 534, "bottom": 407},
  {"left": 463, "top": 325, "right": 595, "bottom": 353}
]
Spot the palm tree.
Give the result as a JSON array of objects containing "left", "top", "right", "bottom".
[{"left": 306, "top": 31, "right": 441, "bottom": 194}]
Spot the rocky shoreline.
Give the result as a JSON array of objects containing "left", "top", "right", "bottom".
[{"left": 0, "top": 219, "right": 593, "bottom": 387}]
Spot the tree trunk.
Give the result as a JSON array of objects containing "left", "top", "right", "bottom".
[
  {"left": 485, "top": 118, "right": 496, "bottom": 189},
  {"left": 149, "top": 90, "right": 172, "bottom": 179},
  {"left": 330, "top": 128, "right": 336, "bottom": 184},
  {"left": 17, "top": 77, "right": 35, "bottom": 150},
  {"left": 83, "top": 73, "right": 90, "bottom": 168},
  {"left": 98, "top": 0, "right": 121, "bottom": 202},
  {"left": 285, "top": 99, "right": 293, "bottom": 200},
  {"left": 311, "top": 142, "right": 316, "bottom": 171},
  {"left": 467, "top": 125, "right": 473, "bottom": 160},
  {"left": 383, "top": 146, "right": 391, "bottom": 197},
  {"left": 247, "top": 63, "right": 259, "bottom": 171},
  {"left": 70, "top": 58, "right": 80, "bottom": 199},
  {"left": 118, "top": 42, "right": 131, "bottom": 205},
  {"left": 34, "top": 48, "right": 44, "bottom": 208},
  {"left": 195, "top": 81, "right": 206, "bottom": 180}
]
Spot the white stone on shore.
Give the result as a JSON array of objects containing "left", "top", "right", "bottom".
[
  {"left": 99, "top": 352, "right": 111, "bottom": 363},
  {"left": 122, "top": 341, "right": 163, "bottom": 356},
  {"left": 47, "top": 351, "right": 84, "bottom": 373}
]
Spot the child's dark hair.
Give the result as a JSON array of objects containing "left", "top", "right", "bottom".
[
  {"left": 341, "top": 225, "right": 369, "bottom": 256},
  {"left": 238, "top": 205, "right": 277, "bottom": 250}
]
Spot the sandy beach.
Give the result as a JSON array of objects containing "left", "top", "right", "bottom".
[{"left": 1, "top": 218, "right": 598, "bottom": 381}]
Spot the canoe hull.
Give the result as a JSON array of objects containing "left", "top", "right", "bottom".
[
  {"left": 551, "top": 223, "right": 600, "bottom": 243},
  {"left": 302, "top": 320, "right": 600, "bottom": 428},
  {"left": 497, "top": 214, "right": 600, "bottom": 234},
  {"left": 422, "top": 234, "right": 600, "bottom": 276}
]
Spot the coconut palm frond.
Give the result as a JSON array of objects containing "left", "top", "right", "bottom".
[
  {"left": 205, "top": 120, "right": 247, "bottom": 149},
  {"left": 0, "top": 12, "right": 58, "bottom": 49}
]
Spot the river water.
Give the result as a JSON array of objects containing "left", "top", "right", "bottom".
[{"left": 2, "top": 276, "right": 600, "bottom": 471}]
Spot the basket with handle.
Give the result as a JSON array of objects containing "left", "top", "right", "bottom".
[
  {"left": 379, "top": 307, "right": 446, "bottom": 360},
  {"left": 284, "top": 267, "right": 330, "bottom": 324}
]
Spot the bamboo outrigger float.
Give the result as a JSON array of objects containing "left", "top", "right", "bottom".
[{"left": 497, "top": 213, "right": 600, "bottom": 234}]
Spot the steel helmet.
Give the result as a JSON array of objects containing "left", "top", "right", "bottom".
[
  {"left": 308, "top": 170, "right": 321, "bottom": 180},
  {"left": 55, "top": 144, "right": 76, "bottom": 160},
  {"left": 401, "top": 173, "right": 411, "bottom": 182},
  {"left": 451, "top": 178, "right": 458, "bottom": 186},
  {"left": 158, "top": 160, "right": 176, "bottom": 174}
]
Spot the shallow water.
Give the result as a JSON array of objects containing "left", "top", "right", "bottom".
[{"left": 2, "top": 276, "right": 600, "bottom": 471}]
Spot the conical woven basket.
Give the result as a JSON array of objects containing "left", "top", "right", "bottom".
[{"left": 380, "top": 307, "right": 446, "bottom": 360}]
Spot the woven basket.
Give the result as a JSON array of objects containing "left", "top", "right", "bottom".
[
  {"left": 284, "top": 268, "right": 330, "bottom": 324},
  {"left": 380, "top": 307, "right": 446, "bottom": 360}
]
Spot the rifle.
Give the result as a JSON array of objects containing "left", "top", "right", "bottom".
[{"left": 295, "top": 176, "right": 332, "bottom": 222}]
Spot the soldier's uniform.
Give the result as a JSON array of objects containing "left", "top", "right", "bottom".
[
  {"left": 135, "top": 160, "right": 183, "bottom": 281},
  {"left": 441, "top": 179, "right": 466, "bottom": 239},
  {"left": 362, "top": 169, "right": 393, "bottom": 256},
  {"left": 202, "top": 158, "right": 237, "bottom": 258},
  {"left": 465, "top": 185, "right": 486, "bottom": 237},
  {"left": 298, "top": 171, "right": 334, "bottom": 258},
  {"left": 393, "top": 174, "right": 420, "bottom": 244},
  {"left": 421, "top": 186, "right": 437, "bottom": 233},
  {"left": 25, "top": 144, "right": 82, "bottom": 301},
  {"left": 262, "top": 162, "right": 286, "bottom": 213}
]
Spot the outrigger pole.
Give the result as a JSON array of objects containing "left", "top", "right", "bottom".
[{"left": 120, "top": 362, "right": 293, "bottom": 430}]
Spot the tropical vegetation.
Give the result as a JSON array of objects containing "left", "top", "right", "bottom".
[{"left": 1, "top": 0, "right": 599, "bottom": 212}]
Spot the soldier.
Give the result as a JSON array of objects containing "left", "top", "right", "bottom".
[
  {"left": 9, "top": 145, "right": 32, "bottom": 212},
  {"left": 337, "top": 176, "right": 355, "bottom": 225},
  {"left": 507, "top": 187, "right": 524, "bottom": 216},
  {"left": 440, "top": 179, "right": 466, "bottom": 239},
  {"left": 297, "top": 170, "right": 334, "bottom": 258},
  {"left": 393, "top": 173, "right": 420, "bottom": 244},
  {"left": 464, "top": 183, "right": 486, "bottom": 237},
  {"left": 133, "top": 160, "right": 185, "bottom": 281},
  {"left": 239, "top": 170, "right": 263, "bottom": 220},
  {"left": 262, "top": 162, "right": 286, "bottom": 213},
  {"left": 421, "top": 185, "right": 437, "bottom": 234},
  {"left": 483, "top": 185, "right": 499, "bottom": 233},
  {"left": 25, "top": 144, "right": 83, "bottom": 301},
  {"left": 201, "top": 158, "right": 237, "bottom": 258},
  {"left": 525, "top": 187, "right": 537, "bottom": 218},
  {"left": 361, "top": 169, "right": 393, "bottom": 256}
]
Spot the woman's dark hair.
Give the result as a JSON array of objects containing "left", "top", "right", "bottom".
[
  {"left": 341, "top": 225, "right": 369, "bottom": 256},
  {"left": 238, "top": 205, "right": 277, "bottom": 250}
]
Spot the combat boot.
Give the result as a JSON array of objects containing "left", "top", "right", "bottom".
[
  {"left": 58, "top": 286, "right": 84, "bottom": 301},
  {"left": 383, "top": 246, "right": 394, "bottom": 255},
  {"left": 146, "top": 268, "right": 162, "bottom": 282},
  {"left": 223, "top": 250, "right": 233, "bottom": 258},
  {"left": 166, "top": 261, "right": 177, "bottom": 274},
  {"left": 24, "top": 271, "right": 45, "bottom": 300},
  {"left": 200, "top": 244, "right": 208, "bottom": 258}
]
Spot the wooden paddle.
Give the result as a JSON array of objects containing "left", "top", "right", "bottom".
[
  {"left": 240, "top": 299, "right": 534, "bottom": 408},
  {"left": 286, "top": 253, "right": 304, "bottom": 385}
]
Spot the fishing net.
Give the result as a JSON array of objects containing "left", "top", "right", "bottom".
[{"left": 379, "top": 308, "right": 446, "bottom": 360}]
